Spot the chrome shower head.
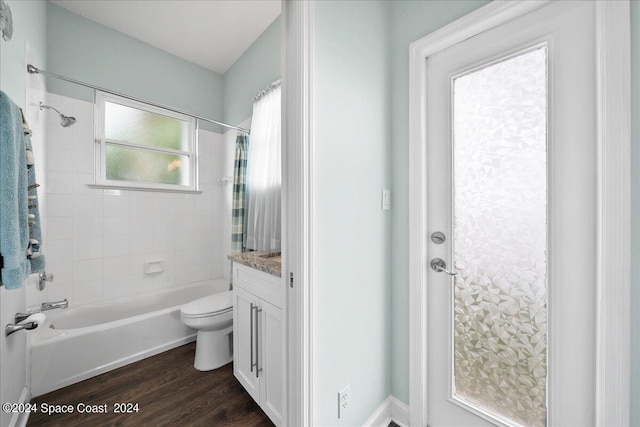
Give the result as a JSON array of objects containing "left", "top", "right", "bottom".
[
  {"left": 60, "top": 115, "right": 77, "bottom": 127},
  {"left": 39, "top": 102, "right": 77, "bottom": 128}
]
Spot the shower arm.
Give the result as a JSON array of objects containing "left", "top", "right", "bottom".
[{"left": 39, "top": 102, "right": 64, "bottom": 117}]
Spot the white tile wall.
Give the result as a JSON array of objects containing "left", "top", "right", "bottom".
[{"left": 38, "top": 93, "right": 228, "bottom": 307}]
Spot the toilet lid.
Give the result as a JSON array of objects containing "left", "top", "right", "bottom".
[{"left": 180, "top": 291, "right": 233, "bottom": 317}]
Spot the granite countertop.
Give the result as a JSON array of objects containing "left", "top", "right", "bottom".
[{"left": 228, "top": 251, "right": 281, "bottom": 277}]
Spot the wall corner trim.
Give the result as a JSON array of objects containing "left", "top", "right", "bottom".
[
  {"left": 11, "top": 387, "right": 31, "bottom": 427},
  {"left": 283, "top": 0, "right": 314, "bottom": 425}
]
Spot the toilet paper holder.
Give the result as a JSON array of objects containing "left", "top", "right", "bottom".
[{"left": 5, "top": 321, "right": 38, "bottom": 337}]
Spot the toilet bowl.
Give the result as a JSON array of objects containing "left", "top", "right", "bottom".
[{"left": 180, "top": 290, "right": 233, "bottom": 371}]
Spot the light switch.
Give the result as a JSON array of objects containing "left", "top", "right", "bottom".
[{"left": 382, "top": 189, "right": 391, "bottom": 210}]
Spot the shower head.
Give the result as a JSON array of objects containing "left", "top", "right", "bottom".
[
  {"left": 39, "top": 102, "right": 77, "bottom": 127},
  {"left": 60, "top": 115, "right": 77, "bottom": 127}
]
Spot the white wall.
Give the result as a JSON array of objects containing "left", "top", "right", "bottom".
[
  {"left": 31, "top": 93, "right": 227, "bottom": 309},
  {"left": 0, "top": 282, "right": 28, "bottom": 427},
  {"left": 0, "top": 41, "right": 48, "bottom": 427},
  {"left": 313, "top": 1, "right": 392, "bottom": 425}
]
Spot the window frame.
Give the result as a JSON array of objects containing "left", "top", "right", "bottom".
[{"left": 94, "top": 91, "right": 199, "bottom": 193}]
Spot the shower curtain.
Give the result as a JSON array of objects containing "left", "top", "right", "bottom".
[
  {"left": 245, "top": 83, "right": 281, "bottom": 252},
  {"left": 231, "top": 133, "right": 250, "bottom": 254}
]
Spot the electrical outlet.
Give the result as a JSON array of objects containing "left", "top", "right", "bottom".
[{"left": 338, "top": 384, "right": 351, "bottom": 418}]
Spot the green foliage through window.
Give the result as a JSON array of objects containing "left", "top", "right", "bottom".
[{"left": 99, "top": 94, "right": 195, "bottom": 190}]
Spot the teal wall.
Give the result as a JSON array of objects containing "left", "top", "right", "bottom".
[
  {"left": 314, "top": 1, "right": 392, "bottom": 424},
  {"left": 223, "top": 17, "right": 280, "bottom": 126},
  {"left": 630, "top": 1, "right": 639, "bottom": 425},
  {"left": 388, "top": 0, "right": 492, "bottom": 404},
  {"left": 0, "top": 0, "right": 47, "bottom": 109},
  {"left": 46, "top": 3, "right": 224, "bottom": 132}
]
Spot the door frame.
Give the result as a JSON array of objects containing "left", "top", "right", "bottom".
[
  {"left": 282, "top": 0, "right": 314, "bottom": 425},
  {"left": 408, "top": 1, "right": 631, "bottom": 426}
]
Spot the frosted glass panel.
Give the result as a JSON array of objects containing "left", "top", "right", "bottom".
[
  {"left": 452, "top": 47, "right": 547, "bottom": 427},
  {"left": 106, "top": 143, "right": 190, "bottom": 186},
  {"left": 105, "top": 101, "right": 189, "bottom": 151}
]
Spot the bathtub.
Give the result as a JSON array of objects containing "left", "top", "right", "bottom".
[{"left": 30, "top": 278, "right": 229, "bottom": 397}]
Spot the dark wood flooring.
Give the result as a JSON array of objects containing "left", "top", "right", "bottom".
[{"left": 28, "top": 342, "right": 273, "bottom": 427}]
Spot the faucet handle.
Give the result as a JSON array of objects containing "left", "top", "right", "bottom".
[
  {"left": 37, "top": 271, "right": 54, "bottom": 291},
  {"left": 41, "top": 299, "right": 68, "bottom": 311},
  {"left": 14, "top": 313, "right": 30, "bottom": 323}
]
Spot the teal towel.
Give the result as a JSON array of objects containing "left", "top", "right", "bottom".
[
  {"left": 24, "top": 121, "right": 45, "bottom": 274},
  {"left": 0, "top": 91, "right": 30, "bottom": 288}
]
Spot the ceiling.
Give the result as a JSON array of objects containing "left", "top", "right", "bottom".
[{"left": 49, "top": 0, "right": 281, "bottom": 75}]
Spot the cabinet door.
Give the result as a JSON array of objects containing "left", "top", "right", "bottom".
[
  {"left": 259, "top": 299, "right": 283, "bottom": 426},
  {"left": 233, "top": 286, "right": 259, "bottom": 402}
]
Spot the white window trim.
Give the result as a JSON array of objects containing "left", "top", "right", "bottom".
[{"left": 94, "top": 91, "right": 199, "bottom": 193}]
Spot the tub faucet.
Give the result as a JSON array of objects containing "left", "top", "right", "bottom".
[{"left": 41, "top": 299, "right": 68, "bottom": 311}]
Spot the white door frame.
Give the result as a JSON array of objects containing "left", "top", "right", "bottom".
[
  {"left": 408, "top": 1, "right": 631, "bottom": 426},
  {"left": 282, "top": 0, "right": 314, "bottom": 425}
]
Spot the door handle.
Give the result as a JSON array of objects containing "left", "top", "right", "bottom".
[
  {"left": 430, "top": 258, "right": 458, "bottom": 276},
  {"left": 250, "top": 303, "right": 255, "bottom": 372},
  {"left": 255, "top": 306, "right": 262, "bottom": 378}
]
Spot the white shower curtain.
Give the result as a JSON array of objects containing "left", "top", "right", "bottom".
[{"left": 245, "top": 84, "right": 281, "bottom": 252}]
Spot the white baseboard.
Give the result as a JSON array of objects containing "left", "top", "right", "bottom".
[
  {"left": 389, "top": 396, "right": 409, "bottom": 427},
  {"left": 10, "top": 387, "right": 31, "bottom": 427},
  {"left": 363, "top": 396, "right": 392, "bottom": 427},
  {"left": 363, "top": 395, "right": 409, "bottom": 427}
]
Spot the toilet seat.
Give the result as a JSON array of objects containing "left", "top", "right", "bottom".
[{"left": 180, "top": 291, "right": 233, "bottom": 318}]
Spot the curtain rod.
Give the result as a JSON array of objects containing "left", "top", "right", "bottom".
[
  {"left": 27, "top": 64, "right": 250, "bottom": 134},
  {"left": 253, "top": 79, "right": 281, "bottom": 103}
]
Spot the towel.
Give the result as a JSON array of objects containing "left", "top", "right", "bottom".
[
  {"left": 0, "top": 0, "right": 12, "bottom": 42},
  {"left": 0, "top": 91, "right": 31, "bottom": 288},
  {"left": 24, "top": 120, "right": 45, "bottom": 274}
]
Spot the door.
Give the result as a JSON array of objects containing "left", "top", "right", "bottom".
[
  {"left": 426, "top": 2, "right": 595, "bottom": 426},
  {"left": 233, "top": 286, "right": 259, "bottom": 401},
  {"left": 260, "top": 299, "right": 283, "bottom": 425}
]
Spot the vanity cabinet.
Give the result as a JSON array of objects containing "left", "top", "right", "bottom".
[{"left": 233, "top": 263, "right": 283, "bottom": 426}]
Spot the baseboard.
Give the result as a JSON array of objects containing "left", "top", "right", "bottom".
[
  {"left": 389, "top": 396, "right": 409, "bottom": 427},
  {"left": 363, "top": 395, "right": 409, "bottom": 427},
  {"left": 10, "top": 387, "right": 31, "bottom": 427},
  {"left": 363, "top": 396, "right": 392, "bottom": 427}
]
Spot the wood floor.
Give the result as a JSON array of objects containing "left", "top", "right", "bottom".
[{"left": 27, "top": 342, "right": 273, "bottom": 427}]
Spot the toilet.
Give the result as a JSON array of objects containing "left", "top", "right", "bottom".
[{"left": 180, "top": 290, "right": 233, "bottom": 371}]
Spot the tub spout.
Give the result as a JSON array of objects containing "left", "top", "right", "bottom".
[{"left": 41, "top": 299, "right": 68, "bottom": 311}]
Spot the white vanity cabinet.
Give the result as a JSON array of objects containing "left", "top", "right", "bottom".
[{"left": 232, "top": 263, "right": 283, "bottom": 426}]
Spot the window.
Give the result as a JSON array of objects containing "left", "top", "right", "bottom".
[{"left": 95, "top": 92, "right": 197, "bottom": 192}]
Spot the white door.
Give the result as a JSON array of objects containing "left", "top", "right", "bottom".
[
  {"left": 233, "top": 286, "right": 260, "bottom": 401},
  {"left": 260, "top": 299, "right": 283, "bottom": 425},
  {"left": 426, "top": 2, "right": 596, "bottom": 426}
]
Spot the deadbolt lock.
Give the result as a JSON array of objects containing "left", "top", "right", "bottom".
[{"left": 431, "top": 231, "right": 446, "bottom": 244}]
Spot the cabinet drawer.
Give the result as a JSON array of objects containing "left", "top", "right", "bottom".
[{"left": 233, "top": 263, "right": 282, "bottom": 308}]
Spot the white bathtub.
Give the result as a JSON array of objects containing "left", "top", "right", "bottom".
[{"left": 30, "top": 278, "right": 229, "bottom": 397}]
